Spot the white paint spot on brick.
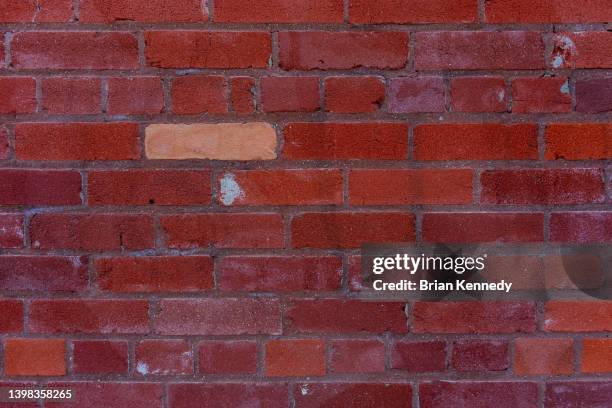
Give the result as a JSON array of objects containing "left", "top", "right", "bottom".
[
  {"left": 136, "top": 361, "right": 149, "bottom": 375},
  {"left": 560, "top": 81, "right": 570, "bottom": 94},
  {"left": 552, "top": 55, "right": 564, "bottom": 68},
  {"left": 497, "top": 90, "right": 505, "bottom": 102},
  {"left": 300, "top": 384, "right": 310, "bottom": 395},
  {"left": 219, "top": 173, "right": 245, "bottom": 206}
]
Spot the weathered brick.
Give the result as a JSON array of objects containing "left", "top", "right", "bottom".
[
  {"left": 171, "top": 76, "right": 227, "bottom": 115},
  {"left": 231, "top": 77, "right": 256, "bottom": 114},
  {"left": 0, "top": 299, "right": 23, "bottom": 333},
  {"left": 145, "top": 31, "right": 271, "bottom": 68},
  {"left": 107, "top": 77, "right": 164, "bottom": 115},
  {"left": 0, "top": 77, "right": 36, "bottom": 114},
  {"left": 481, "top": 169, "right": 605, "bottom": 205},
  {"left": 218, "top": 169, "right": 342, "bottom": 206},
  {"left": 416, "top": 31, "right": 544, "bottom": 70},
  {"left": 215, "top": 0, "right": 343, "bottom": 22},
  {"left": 545, "top": 382, "right": 612, "bottom": 408},
  {"left": 550, "top": 212, "right": 612, "bottom": 243},
  {"left": 161, "top": 213, "right": 284, "bottom": 249},
  {"left": 576, "top": 78, "right": 612, "bottom": 113},
  {"left": 329, "top": 339, "right": 385, "bottom": 373},
  {"left": 279, "top": 31, "right": 408, "bottom": 70},
  {"left": 265, "top": 339, "right": 325, "bottom": 377},
  {"left": 581, "top": 339, "right": 612, "bottom": 373},
  {"left": 420, "top": 381, "right": 538, "bottom": 408},
  {"left": 294, "top": 383, "right": 412, "bottom": 407},
  {"left": 0, "top": 214, "right": 23, "bottom": 248},
  {"left": 12, "top": 32, "right": 139, "bottom": 69},
  {"left": 451, "top": 76, "right": 507, "bottom": 112},
  {"left": 4, "top": 339, "right": 66, "bottom": 376},
  {"left": 0, "top": 0, "right": 73, "bottom": 22},
  {"left": 261, "top": 77, "right": 320, "bottom": 112},
  {"left": 72, "top": 340, "right": 128, "bottom": 374},
  {"left": 45, "top": 382, "right": 163, "bottom": 408},
  {"left": 413, "top": 302, "right": 536, "bottom": 333},
  {"left": 388, "top": 76, "right": 445, "bottom": 113},
  {"left": 452, "top": 340, "right": 509, "bottom": 371},
  {"left": 324, "top": 76, "right": 385, "bottom": 113},
  {"left": 135, "top": 340, "right": 193, "bottom": 376},
  {"left": 199, "top": 341, "right": 257, "bottom": 374},
  {"left": 145, "top": 123, "right": 277, "bottom": 160},
  {"left": 285, "top": 299, "right": 408, "bottom": 333},
  {"left": 219, "top": 256, "right": 342, "bottom": 292},
  {"left": 169, "top": 384, "right": 288, "bottom": 408},
  {"left": 514, "top": 338, "right": 573, "bottom": 375},
  {"left": 283, "top": 122, "right": 408, "bottom": 160},
  {"left": 96, "top": 256, "right": 213, "bottom": 293},
  {"left": 292, "top": 212, "right": 415, "bottom": 248},
  {"left": 414, "top": 124, "right": 538, "bottom": 161},
  {"left": 88, "top": 170, "right": 211, "bottom": 206},
  {"left": 550, "top": 32, "right": 612, "bottom": 69},
  {"left": 486, "top": 0, "right": 612, "bottom": 22},
  {"left": 15, "top": 122, "right": 140, "bottom": 161},
  {"left": 350, "top": 169, "right": 473, "bottom": 205},
  {"left": 350, "top": 0, "right": 477, "bottom": 23},
  {"left": 423, "top": 213, "right": 544, "bottom": 243},
  {"left": 544, "top": 301, "right": 612, "bottom": 332},
  {"left": 80, "top": 0, "right": 206, "bottom": 22},
  {"left": 512, "top": 77, "right": 571, "bottom": 113},
  {"left": 0, "top": 170, "right": 81, "bottom": 206},
  {"left": 391, "top": 341, "right": 446, "bottom": 372},
  {"left": 545, "top": 123, "right": 611, "bottom": 160},
  {"left": 154, "top": 298, "right": 281, "bottom": 335},
  {"left": 42, "top": 77, "right": 101, "bottom": 114},
  {"left": 30, "top": 213, "right": 155, "bottom": 250},
  {"left": 0, "top": 256, "right": 87, "bottom": 292}
]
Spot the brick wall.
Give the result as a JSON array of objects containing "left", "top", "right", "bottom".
[{"left": 0, "top": 0, "right": 611, "bottom": 407}]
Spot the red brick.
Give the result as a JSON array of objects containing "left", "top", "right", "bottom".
[
  {"left": 391, "top": 341, "right": 446, "bottom": 372},
  {"left": 0, "top": 0, "right": 73, "bottom": 22},
  {"left": 135, "top": 340, "right": 193, "bottom": 376},
  {"left": 230, "top": 77, "right": 255, "bottom": 114},
  {"left": 265, "top": 339, "right": 325, "bottom": 377},
  {"left": 0, "top": 300, "right": 23, "bottom": 333},
  {"left": 0, "top": 214, "right": 23, "bottom": 248},
  {"left": 514, "top": 338, "right": 573, "bottom": 375},
  {"left": 545, "top": 382, "right": 612, "bottom": 408},
  {"left": 486, "top": 0, "right": 612, "bottom": 22},
  {"left": 219, "top": 256, "right": 342, "bottom": 292},
  {"left": 171, "top": 76, "right": 227, "bottom": 115},
  {"left": 452, "top": 340, "right": 509, "bottom": 371},
  {"left": 29, "top": 299, "right": 149, "bottom": 334},
  {"left": 481, "top": 169, "right": 605, "bottom": 205},
  {"left": 416, "top": 31, "right": 544, "bottom": 70},
  {"left": 283, "top": 122, "right": 408, "bottom": 160},
  {"left": 512, "top": 77, "right": 571, "bottom": 113},
  {"left": 0, "top": 256, "right": 87, "bottom": 292},
  {"left": 413, "top": 302, "right": 536, "bottom": 333},
  {"left": 42, "top": 77, "right": 101, "bottom": 114},
  {"left": 279, "top": 31, "right": 408, "bottom": 70},
  {"left": 451, "top": 76, "right": 507, "bottom": 112},
  {"left": 154, "top": 298, "right": 281, "bottom": 335},
  {"left": 168, "top": 384, "right": 288, "bottom": 408},
  {"left": 0, "top": 77, "right": 36, "bottom": 114},
  {"left": 80, "top": 0, "right": 206, "bottom": 22},
  {"left": 350, "top": 169, "right": 473, "bottom": 205},
  {"left": 72, "top": 340, "right": 128, "bottom": 374},
  {"left": 45, "top": 382, "right": 163, "bottom": 408},
  {"left": 107, "top": 77, "right": 164, "bottom": 115},
  {"left": 388, "top": 76, "right": 445, "bottom": 113},
  {"left": 285, "top": 299, "right": 408, "bottom": 334},
  {"left": 325, "top": 76, "right": 385, "bottom": 113},
  {"left": 330, "top": 340, "right": 385, "bottom": 373},
  {"left": 550, "top": 212, "right": 612, "bottom": 243},
  {"left": 422, "top": 213, "right": 544, "bottom": 243},
  {"left": 198, "top": 341, "right": 257, "bottom": 374},
  {"left": 215, "top": 0, "right": 343, "bottom": 22},
  {"left": 294, "top": 383, "right": 412, "bottom": 407},
  {"left": 351, "top": 0, "right": 477, "bottom": 23},
  {"left": 0, "top": 126, "right": 8, "bottom": 159},
  {"left": 551, "top": 32, "right": 612, "bottom": 69},
  {"left": 218, "top": 169, "right": 342, "bottom": 206},
  {"left": 4, "top": 339, "right": 66, "bottom": 376},
  {"left": 292, "top": 212, "right": 415, "bottom": 248},
  {"left": 0, "top": 169, "right": 81, "bottom": 206},
  {"left": 88, "top": 170, "right": 211, "bottom": 206},
  {"left": 545, "top": 123, "right": 611, "bottom": 160},
  {"left": 544, "top": 301, "right": 612, "bottom": 332},
  {"left": 12, "top": 32, "right": 138, "bottom": 70},
  {"left": 261, "top": 77, "right": 320, "bottom": 112},
  {"left": 576, "top": 78, "right": 612, "bottom": 113},
  {"left": 15, "top": 122, "right": 140, "bottom": 161},
  {"left": 414, "top": 124, "right": 538, "bottom": 161},
  {"left": 96, "top": 256, "right": 213, "bottom": 293},
  {"left": 581, "top": 339, "right": 612, "bottom": 373},
  {"left": 420, "top": 381, "right": 538, "bottom": 408},
  {"left": 161, "top": 214, "right": 283, "bottom": 249},
  {"left": 0, "top": 33, "right": 3, "bottom": 67},
  {"left": 30, "top": 213, "right": 155, "bottom": 251},
  {"left": 145, "top": 31, "right": 271, "bottom": 68}
]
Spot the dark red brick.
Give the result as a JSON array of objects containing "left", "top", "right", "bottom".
[
  {"left": 576, "top": 78, "right": 612, "bottom": 113},
  {"left": 388, "top": 76, "right": 445, "bottom": 113},
  {"left": 0, "top": 170, "right": 81, "bottom": 206},
  {"left": 135, "top": 340, "right": 193, "bottom": 376},
  {"left": 215, "top": 0, "right": 343, "bottom": 23},
  {"left": 452, "top": 340, "right": 509, "bottom": 371},
  {"left": 168, "top": 384, "right": 288, "bottom": 408},
  {"left": 451, "top": 76, "right": 507, "bottom": 112},
  {"left": 0, "top": 214, "right": 24, "bottom": 248},
  {"left": 198, "top": 341, "right": 257, "bottom": 374},
  {"left": 550, "top": 212, "right": 612, "bottom": 243},
  {"left": 72, "top": 340, "right": 128, "bottom": 374},
  {"left": 0, "top": 256, "right": 87, "bottom": 292},
  {"left": 391, "top": 341, "right": 446, "bottom": 372},
  {"left": 420, "top": 381, "right": 538, "bottom": 408},
  {"left": 0, "top": 299, "right": 23, "bottom": 333},
  {"left": 330, "top": 340, "right": 385, "bottom": 373},
  {"left": 545, "top": 382, "right": 612, "bottom": 408},
  {"left": 294, "top": 383, "right": 412, "bottom": 408}
]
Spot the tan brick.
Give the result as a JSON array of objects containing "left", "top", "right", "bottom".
[{"left": 145, "top": 123, "right": 277, "bottom": 160}]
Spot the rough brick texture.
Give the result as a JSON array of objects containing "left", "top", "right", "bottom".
[{"left": 1, "top": 0, "right": 610, "bottom": 405}]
